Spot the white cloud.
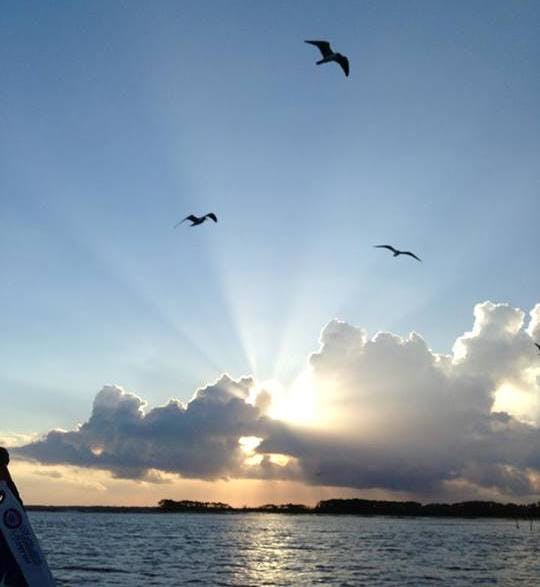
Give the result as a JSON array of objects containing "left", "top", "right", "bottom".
[
  {"left": 13, "top": 301, "right": 540, "bottom": 501},
  {"left": 528, "top": 303, "right": 540, "bottom": 340},
  {"left": 0, "top": 431, "right": 39, "bottom": 447}
]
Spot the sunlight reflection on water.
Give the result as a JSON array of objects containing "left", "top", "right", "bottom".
[{"left": 31, "top": 512, "right": 540, "bottom": 585}]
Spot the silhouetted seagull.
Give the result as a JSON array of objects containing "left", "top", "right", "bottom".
[
  {"left": 374, "top": 245, "right": 422, "bottom": 262},
  {"left": 174, "top": 213, "right": 218, "bottom": 228},
  {"left": 535, "top": 343, "right": 540, "bottom": 355},
  {"left": 304, "top": 40, "right": 349, "bottom": 77}
]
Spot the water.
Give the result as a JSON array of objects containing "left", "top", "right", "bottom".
[{"left": 30, "top": 512, "right": 540, "bottom": 585}]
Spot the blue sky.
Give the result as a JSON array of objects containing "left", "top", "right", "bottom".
[{"left": 1, "top": 0, "right": 539, "bottom": 437}]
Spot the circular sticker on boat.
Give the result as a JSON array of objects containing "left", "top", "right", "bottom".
[{"left": 3, "top": 508, "right": 23, "bottom": 529}]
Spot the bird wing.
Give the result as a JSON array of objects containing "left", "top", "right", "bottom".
[
  {"left": 402, "top": 251, "right": 422, "bottom": 262},
  {"left": 535, "top": 343, "right": 540, "bottom": 351},
  {"left": 335, "top": 54, "right": 349, "bottom": 76},
  {"left": 374, "top": 245, "right": 398, "bottom": 254},
  {"left": 305, "top": 40, "right": 333, "bottom": 58},
  {"left": 174, "top": 214, "right": 197, "bottom": 228},
  {"left": 206, "top": 213, "right": 218, "bottom": 223}
]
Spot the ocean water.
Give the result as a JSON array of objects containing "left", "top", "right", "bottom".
[{"left": 30, "top": 512, "right": 540, "bottom": 585}]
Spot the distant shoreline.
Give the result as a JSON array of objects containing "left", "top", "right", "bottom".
[{"left": 26, "top": 498, "right": 540, "bottom": 519}]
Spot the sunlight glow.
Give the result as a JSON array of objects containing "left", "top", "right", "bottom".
[
  {"left": 264, "top": 369, "right": 319, "bottom": 426},
  {"left": 239, "top": 436, "right": 290, "bottom": 467},
  {"left": 239, "top": 436, "right": 264, "bottom": 466},
  {"left": 244, "top": 454, "right": 264, "bottom": 466},
  {"left": 492, "top": 383, "right": 539, "bottom": 425},
  {"left": 238, "top": 436, "right": 263, "bottom": 454},
  {"left": 269, "top": 454, "right": 290, "bottom": 466}
]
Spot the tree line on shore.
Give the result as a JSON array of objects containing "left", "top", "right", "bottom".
[
  {"left": 27, "top": 498, "right": 540, "bottom": 518},
  {"left": 156, "top": 498, "right": 540, "bottom": 518}
]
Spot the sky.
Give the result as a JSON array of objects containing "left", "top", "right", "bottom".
[{"left": 1, "top": 0, "right": 540, "bottom": 506}]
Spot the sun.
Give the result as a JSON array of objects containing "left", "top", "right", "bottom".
[{"left": 261, "top": 369, "right": 319, "bottom": 426}]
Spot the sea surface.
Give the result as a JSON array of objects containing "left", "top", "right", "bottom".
[{"left": 30, "top": 512, "right": 540, "bottom": 585}]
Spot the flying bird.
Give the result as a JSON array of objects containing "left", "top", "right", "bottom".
[
  {"left": 304, "top": 40, "right": 350, "bottom": 77},
  {"left": 535, "top": 342, "right": 540, "bottom": 355},
  {"left": 174, "top": 213, "right": 218, "bottom": 228},
  {"left": 374, "top": 245, "right": 422, "bottom": 262}
]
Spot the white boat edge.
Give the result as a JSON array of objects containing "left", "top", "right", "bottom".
[{"left": 0, "top": 479, "right": 56, "bottom": 586}]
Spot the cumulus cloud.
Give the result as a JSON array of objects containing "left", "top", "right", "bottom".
[
  {"left": 16, "top": 375, "right": 273, "bottom": 481},
  {"left": 259, "top": 301, "right": 540, "bottom": 498},
  {"left": 0, "top": 431, "right": 39, "bottom": 447},
  {"left": 14, "top": 301, "right": 540, "bottom": 500}
]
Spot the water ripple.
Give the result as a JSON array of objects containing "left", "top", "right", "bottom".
[{"left": 29, "top": 512, "right": 540, "bottom": 586}]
